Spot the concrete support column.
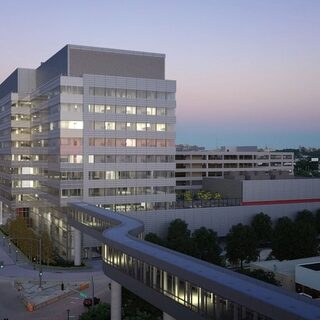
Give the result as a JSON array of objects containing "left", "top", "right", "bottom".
[
  {"left": 241, "top": 306, "right": 246, "bottom": 319},
  {"left": 163, "top": 271, "right": 167, "bottom": 292},
  {"left": 73, "top": 227, "right": 81, "bottom": 266},
  {"left": 153, "top": 266, "right": 157, "bottom": 288},
  {"left": 174, "top": 276, "right": 179, "bottom": 300},
  {"left": 163, "top": 312, "right": 175, "bottom": 320},
  {"left": 215, "top": 295, "right": 221, "bottom": 319},
  {"left": 233, "top": 303, "right": 238, "bottom": 320},
  {"left": 111, "top": 280, "right": 122, "bottom": 320}
]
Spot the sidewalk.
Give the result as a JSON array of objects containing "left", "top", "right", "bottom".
[{"left": 0, "top": 230, "right": 108, "bottom": 313}]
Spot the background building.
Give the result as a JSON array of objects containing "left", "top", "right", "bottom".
[{"left": 176, "top": 146, "right": 294, "bottom": 194}]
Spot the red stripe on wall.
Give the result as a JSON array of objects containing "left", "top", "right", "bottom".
[{"left": 242, "top": 198, "right": 320, "bottom": 206}]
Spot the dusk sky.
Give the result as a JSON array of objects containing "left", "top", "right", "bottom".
[{"left": 1, "top": 0, "right": 319, "bottom": 149}]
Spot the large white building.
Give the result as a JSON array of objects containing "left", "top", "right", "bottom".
[{"left": 0, "top": 45, "right": 176, "bottom": 259}]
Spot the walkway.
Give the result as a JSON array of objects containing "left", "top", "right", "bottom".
[{"left": 69, "top": 202, "right": 320, "bottom": 320}]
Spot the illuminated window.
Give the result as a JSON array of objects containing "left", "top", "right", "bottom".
[
  {"left": 156, "top": 124, "right": 166, "bottom": 131},
  {"left": 126, "top": 139, "right": 136, "bottom": 147},
  {"left": 105, "top": 122, "right": 115, "bottom": 130},
  {"left": 126, "top": 106, "right": 136, "bottom": 114},
  {"left": 146, "top": 107, "right": 156, "bottom": 115}
]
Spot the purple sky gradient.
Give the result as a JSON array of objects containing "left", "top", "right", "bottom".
[{"left": 0, "top": 0, "right": 319, "bottom": 148}]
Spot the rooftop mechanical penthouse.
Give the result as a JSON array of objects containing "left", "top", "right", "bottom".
[{"left": 0, "top": 44, "right": 176, "bottom": 260}]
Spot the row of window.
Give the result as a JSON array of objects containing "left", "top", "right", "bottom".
[
  {"left": 88, "top": 170, "right": 174, "bottom": 180},
  {"left": 88, "top": 154, "right": 174, "bottom": 164},
  {"left": 88, "top": 105, "right": 174, "bottom": 116},
  {"left": 45, "top": 170, "right": 173, "bottom": 180},
  {"left": 176, "top": 154, "right": 293, "bottom": 161},
  {"left": 32, "top": 120, "right": 173, "bottom": 132},
  {"left": 2, "top": 153, "right": 174, "bottom": 163},
  {"left": 177, "top": 162, "right": 293, "bottom": 169},
  {"left": 60, "top": 186, "right": 175, "bottom": 198},
  {"left": 89, "top": 87, "right": 175, "bottom": 100},
  {"left": 88, "top": 138, "right": 175, "bottom": 148},
  {"left": 90, "top": 121, "right": 171, "bottom": 132},
  {"left": 87, "top": 186, "right": 175, "bottom": 197}
]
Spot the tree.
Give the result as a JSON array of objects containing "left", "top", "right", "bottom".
[
  {"left": 225, "top": 224, "right": 258, "bottom": 268},
  {"left": 272, "top": 217, "right": 296, "bottom": 260},
  {"left": 144, "top": 233, "right": 164, "bottom": 246},
  {"left": 79, "top": 303, "right": 110, "bottom": 320},
  {"left": 191, "top": 227, "right": 222, "bottom": 265},
  {"left": 293, "top": 210, "right": 317, "bottom": 258},
  {"left": 251, "top": 212, "right": 273, "bottom": 246},
  {"left": 238, "top": 269, "right": 280, "bottom": 286},
  {"left": 183, "top": 191, "right": 193, "bottom": 202},
  {"left": 166, "top": 219, "right": 192, "bottom": 254},
  {"left": 272, "top": 213, "right": 318, "bottom": 261},
  {"left": 40, "top": 231, "right": 55, "bottom": 265}
]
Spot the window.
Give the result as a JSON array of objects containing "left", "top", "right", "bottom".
[
  {"left": 126, "top": 122, "right": 136, "bottom": 131},
  {"left": 157, "top": 108, "right": 166, "bottom": 116},
  {"left": 137, "top": 123, "right": 147, "bottom": 131},
  {"left": 116, "top": 89, "right": 126, "bottom": 98},
  {"left": 95, "top": 105, "right": 105, "bottom": 113},
  {"left": 106, "top": 105, "right": 115, "bottom": 113},
  {"left": 94, "top": 87, "right": 105, "bottom": 96},
  {"left": 94, "top": 121, "right": 104, "bottom": 130},
  {"left": 156, "top": 124, "right": 166, "bottom": 131},
  {"left": 116, "top": 122, "right": 126, "bottom": 131},
  {"left": 60, "top": 121, "right": 83, "bottom": 129},
  {"left": 106, "top": 171, "right": 116, "bottom": 180},
  {"left": 147, "top": 91, "right": 157, "bottom": 99},
  {"left": 105, "top": 122, "right": 115, "bottom": 130},
  {"left": 137, "top": 90, "right": 146, "bottom": 99},
  {"left": 157, "top": 92, "right": 166, "bottom": 100},
  {"left": 126, "top": 139, "right": 136, "bottom": 147},
  {"left": 146, "top": 107, "right": 156, "bottom": 115},
  {"left": 126, "top": 106, "right": 136, "bottom": 114},
  {"left": 126, "top": 90, "right": 136, "bottom": 99},
  {"left": 116, "top": 106, "right": 126, "bottom": 114},
  {"left": 106, "top": 88, "right": 115, "bottom": 97}
]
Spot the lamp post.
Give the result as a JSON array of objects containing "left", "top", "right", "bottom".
[
  {"left": 2, "top": 236, "right": 5, "bottom": 246},
  {"left": 39, "top": 268, "right": 43, "bottom": 289},
  {"left": 67, "top": 309, "right": 70, "bottom": 320},
  {"left": 15, "top": 250, "right": 18, "bottom": 262}
]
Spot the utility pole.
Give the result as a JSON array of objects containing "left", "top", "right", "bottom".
[{"left": 91, "top": 276, "right": 95, "bottom": 307}]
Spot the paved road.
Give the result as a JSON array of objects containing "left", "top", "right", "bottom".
[{"left": 0, "top": 234, "right": 111, "bottom": 320}]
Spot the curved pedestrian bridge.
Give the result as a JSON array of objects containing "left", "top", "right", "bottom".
[{"left": 67, "top": 202, "right": 320, "bottom": 320}]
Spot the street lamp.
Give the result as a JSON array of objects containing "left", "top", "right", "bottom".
[
  {"left": 39, "top": 268, "right": 43, "bottom": 289},
  {"left": 2, "top": 236, "right": 5, "bottom": 246},
  {"left": 15, "top": 250, "right": 18, "bottom": 262}
]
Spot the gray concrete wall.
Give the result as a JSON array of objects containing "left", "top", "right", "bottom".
[
  {"left": 69, "top": 46, "right": 165, "bottom": 79},
  {"left": 0, "top": 69, "right": 18, "bottom": 99},
  {"left": 243, "top": 178, "right": 320, "bottom": 202},
  {"left": 0, "top": 68, "right": 36, "bottom": 99},
  {"left": 36, "top": 45, "right": 68, "bottom": 87},
  {"left": 124, "top": 202, "right": 320, "bottom": 237},
  {"left": 18, "top": 68, "right": 36, "bottom": 94},
  {"left": 203, "top": 178, "right": 242, "bottom": 198}
]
